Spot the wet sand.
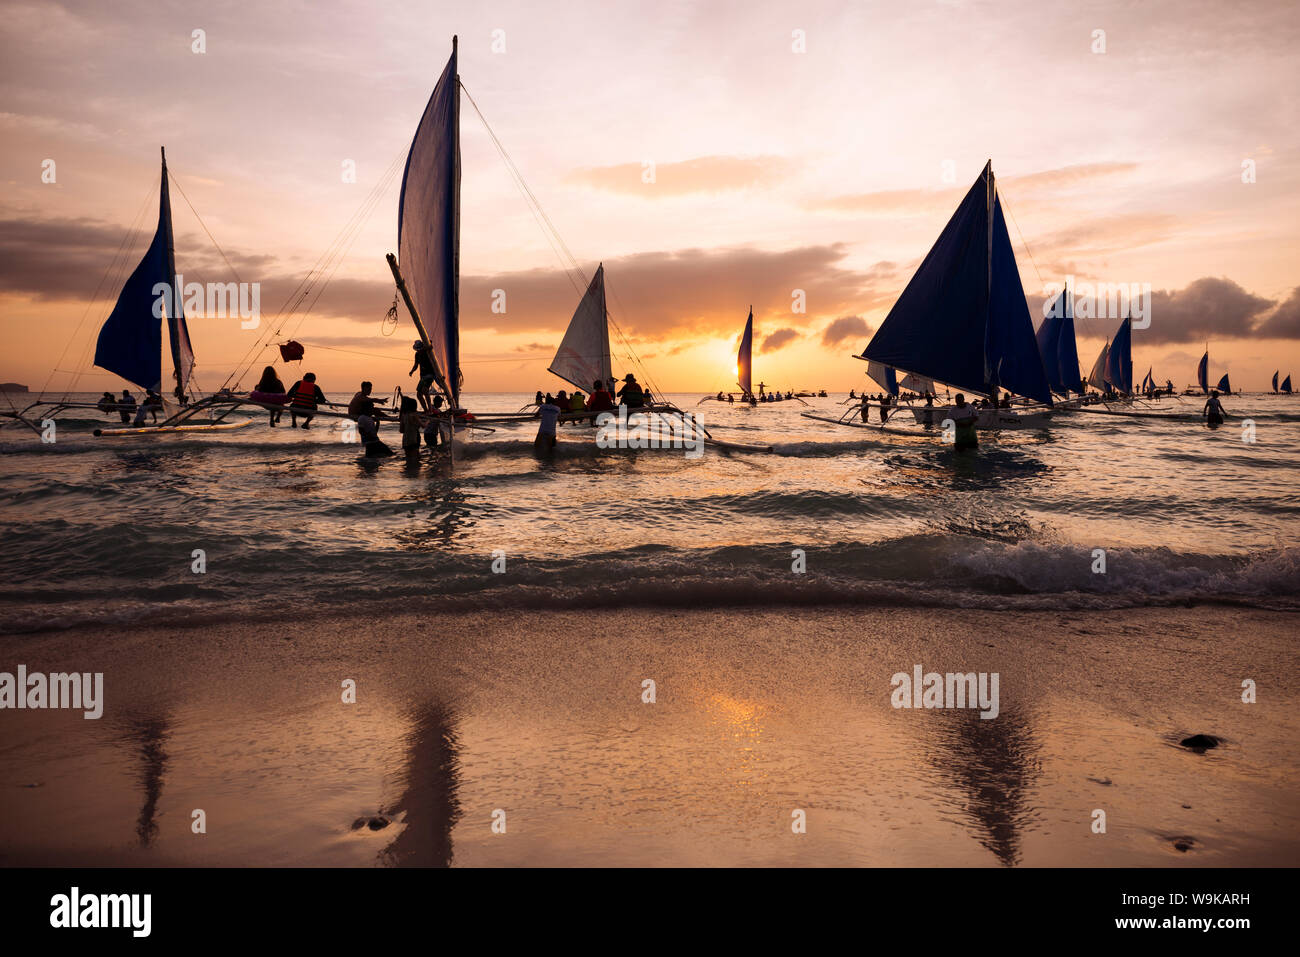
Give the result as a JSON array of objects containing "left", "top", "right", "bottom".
[{"left": 2, "top": 605, "right": 1297, "bottom": 866}]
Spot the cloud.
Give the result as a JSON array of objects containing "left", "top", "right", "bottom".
[
  {"left": 1254, "top": 286, "right": 1300, "bottom": 338},
  {"left": 821, "top": 315, "right": 871, "bottom": 348},
  {"left": 1139, "top": 277, "right": 1276, "bottom": 344},
  {"left": 809, "top": 163, "right": 1139, "bottom": 216},
  {"left": 568, "top": 155, "right": 793, "bottom": 196},
  {"left": 761, "top": 327, "right": 801, "bottom": 351}
]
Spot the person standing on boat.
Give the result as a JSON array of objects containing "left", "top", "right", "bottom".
[
  {"left": 1203, "top": 390, "right": 1227, "bottom": 426},
  {"left": 253, "top": 366, "right": 286, "bottom": 426},
  {"left": 534, "top": 395, "right": 562, "bottom": 454},
  {"left": 409, "top": 340, "right": 436, "bottom": 412},
  {"left": 949, "top": 394, "right": 978, "bottom": 450},
  {"left": 117, "top": 389, "right": 136, "bottom": 423},
  {"left": 286, "top": 372, "right": 326, "bottom": 428}
]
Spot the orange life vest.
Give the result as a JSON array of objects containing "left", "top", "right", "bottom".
[{"left": 291, "top": 380, "right": 318, "bottom": 408}]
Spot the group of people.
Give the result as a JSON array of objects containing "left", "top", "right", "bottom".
[
  {"left": 96, "top": 389, "right": 163, "bottom": 425},
  {"left": 531, "top": 374, "right": 647, "bottom": 452}
]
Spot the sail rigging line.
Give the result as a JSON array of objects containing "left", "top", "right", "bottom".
[
  {"left": 48, "top": 177, "right": 160, "bottom": 403},
  {"left": 461, "top": 82, "right": 669, "bottom": 402},
  {"left": 217, "top": 147, "right": 406, "bottom": 391},
  {"left": 224, "top": 148, "right": 404, "bottom": 389}
]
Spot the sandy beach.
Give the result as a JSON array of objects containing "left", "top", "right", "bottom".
[{"left": 2, "top": 604, "right": 1295, "bottom": 867}]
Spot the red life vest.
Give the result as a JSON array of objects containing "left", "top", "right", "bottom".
[{"left": 290, "top": 380, "right": 318, "bottom": 408}]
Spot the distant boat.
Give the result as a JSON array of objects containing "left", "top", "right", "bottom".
[
  {"left": 1283, "top": 375, "right": 1293, "bottom": 394},
  {"left": 1216, "top": 373, "right": 1232, "bottom": 394},
  {"left": 737, "top": 307, "right": 754, "bottom": 399},
  {"left": 1272, "top": 370, "right": 1279, "bottom": 393},
  {"left": 1197, "top": 349, "right": 1209, "bottom": 394},
  {"left": 1087, "top": 340, "right": 1110, "bottom": 392},
  {"left": 855, "top": 161, "right": 1053, "bottom": 431},
  {"left": 1104, "top": 317, "right": 1133, "bottom": 394},
  {"left": 1035, "top": 286, "right": 1083, "bottom": 397}
]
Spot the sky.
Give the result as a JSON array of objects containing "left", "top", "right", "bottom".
[{"left": 2, "top": 0, "right": 1298, "bottom": 396}]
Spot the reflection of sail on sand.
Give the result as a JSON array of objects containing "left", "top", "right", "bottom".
[
  {"left": 121, "top": 712, "right": 171, "bottom": 848},
  {"left": 381, "top": 703, "right": 461, "bottom": 867},
  {"left": 928, "top": 707, "right": 1039, "bottom": 866}
]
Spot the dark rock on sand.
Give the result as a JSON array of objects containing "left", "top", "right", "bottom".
[
  {"left": 351, "top": 815, "right": 391, "bottom": 831},
  {"left": 1179, "top": 734, "right": 1221, "bottom": 751}
]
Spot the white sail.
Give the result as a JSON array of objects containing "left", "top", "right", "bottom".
[
  {"left": 1087, "top": 341, "right": 1110, "bottom": 391},
  {"left": 898, "top": 372, "right": 934, "bottom": 394},
  {"left": 549, "top": 264, "right": 612, "bottom": 392},
  {"left": 865, "top": 361, "right": 896, "bottom": 394}
]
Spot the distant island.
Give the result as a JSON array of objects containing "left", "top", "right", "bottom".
[{"left": 0, "top": 383, "right": 28, "bottom": 392}]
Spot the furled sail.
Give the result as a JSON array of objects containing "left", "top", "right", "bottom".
[
  {"left": 861, "top": 162, "right": 1051, "bottom": 404},
  {"left": 1088, "top": 341, "right": 1110, "bottom": 391},
  {"left": 1105, "top": 317, "right": 1133, "bottom": 394},
  {"left": 94, "top": 148, "right": 181, "bottom": 392},
  {"left": 397, "top": 40, "right": 461, "bottom": 407},
  {"left": 549, "top": 264, "right": 612, "bottom": 392},
  {"left": 736, "top": 308, "right": 753, "bottom": 395},
  {"left": 1197, "top": 351, "right": 1209, "bottom": 393}
]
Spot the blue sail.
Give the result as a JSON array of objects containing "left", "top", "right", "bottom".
[
  {"left": 398, "top": 40, "right": 461, "bottom": 407},
  {"left": 1057, "top": 292, "right": 1083, "bottom": 394},
  {"left": 1034, "top": 298, "right": 1066, "bottom": 395},
  {"left": 1272, "top": 371, "right": 1279, "bottom": 392},
  {"left": 94, "top": 152, "right": 174, "bottom": 391},
  {"left": 736, "top": 308, "right": 753, "bottom": 394},
  {"left": 1105, "top": 317, "right": 1133, "bottom": 393},
  {"left": 1283, "top": 375, "right": 1292, "bottom": 393},
  {"left": 862, "top": 162, "right": 1051, "bottom": 404},
  {"left": 1197, "top": 351, "right": 1209, "bottom": 393},
  {"left": 1217, "top": 373, "right": 1231, "bottom": 393}
]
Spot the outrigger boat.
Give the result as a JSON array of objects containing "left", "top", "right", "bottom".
[
  {"left": 805, "top": 161, "right": 1054, "bottom": 435},
  {"left": 699, "top": 308, "right": 809, "bottom": 408}
]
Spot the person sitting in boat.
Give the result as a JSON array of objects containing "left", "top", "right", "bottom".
[
  {"left": 409, "top": 341, "right": 436, "bottom": 412},
  {"left": 1203, "top": 390, "right": 1226, "bottom": 426},
  {"left": 587, "top": 380, "right": 615, "bottom": 420},
  {"left": 556, "top": 390, "right": 569, "bottom": 417},
  {"left": 534, "top": 390, "right": 544, "bottom": 406},
  {"left": 617, "top": 374, "right": 645, "bottom": 408},
  {"left": 286, "top": 372, "right": 326, "bottom": 428},
  {"left": 251, "top": 366, "right": 287, "bottom": 426},
  {"left": 534, "top": 394, "right": 562, "bottom": 454},
  {"left": 116, "top": 389, "right": 136, "bottom": 423},
  {"left": 569, "top": 389, "right": 588, "bottom": 423},
  {"left": 132, "top": 389, "right": 164, "bottom": 426},
  {"left": 96, "top": 392, "right": 116, "bottom": 415},
  {"left": 949, "top": 394, "right": 978, "bottom": 449},
  {"left": 348, "top": 381, "right": 388, "bottom": 421},
  {"left": 999, "top": 391, "right": 1012, "bottom": 408},
  {"left": 356, "top": 412, "right": 393, "bottom": 458}
]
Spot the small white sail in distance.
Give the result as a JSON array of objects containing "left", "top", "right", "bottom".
[{"left": 549, "top": 263, "right": 612, "bottom": 392}]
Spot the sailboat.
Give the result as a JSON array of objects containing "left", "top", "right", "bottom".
[
  {"left": 1104, "top": 317, "right": 1133, "bottom": 395},
  {"left": 548, "top": 264, "right": 612, "bottom": 394},
  {"left": 386, "top": 37, "right": 463, "bottom": 421},
  {"left": 87, "top": 150, "right": 251, "bottom": 436},
  {"left": 1034, "top": 285, "right": 1083, "bottom": 400},
  {"left": 737, "top": 308, "right": 755, "bottom": 401},
  {"left": 1216, "top": 373, "right": 1232, "bottom": 394},
  {"left": 854, "top": 161, "right": 1053, "bottom": 431},
  {"left": 1087, "top": 341, "right": 1110, "bottom": 393},
  {"left": 1282, "top": 375, "right": 1293, "bottom": 395}
]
